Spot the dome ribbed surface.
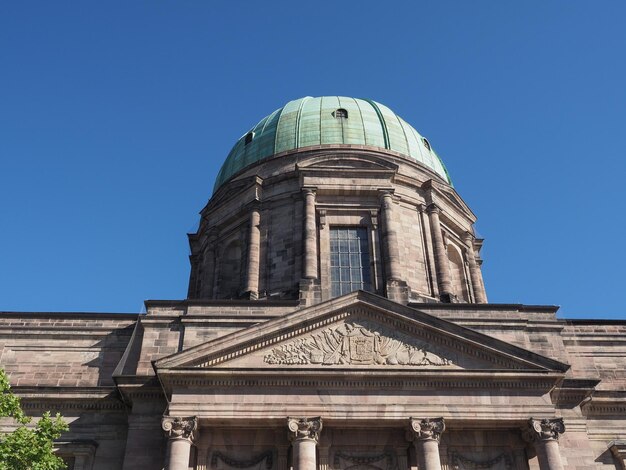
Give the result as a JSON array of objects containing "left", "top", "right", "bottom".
[{"left": 214, "top": 96, "right": 451, "bottom": 192}]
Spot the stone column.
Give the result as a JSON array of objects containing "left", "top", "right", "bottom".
[
  {"left": 303, "top": 189, "right": 318, "bottom": 280},
  {"left": 409, "top": 417, "right": 445, "bottom": 470},
  {"left": 245, "top": 207, "right": 261, "bottom": 299},
  {"left": 288, "top": 417, "right": 322, "bottom": 470},
  {"left": 417, "top": 204, "right": 438, "bottom": 298},
  {"left": 463, "top": 232, "right": 487, "bottom": 303},
  {"left": 526, "top": 418, "right": 565, "bottom": 470},
  {"left": 426, "top": 204, "right": 453, "bottom": 302},
  {"left": 162, "top": 416, "right": 198, "bottom": 470},
  {"left": 201, "top": 232, "right": 218, "bottom": 299},
  {"left": 379, "top": 191, "right": 401, "bottom": 281}
]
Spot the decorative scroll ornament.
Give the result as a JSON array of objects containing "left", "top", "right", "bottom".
[
  {"left": 448, "top": 451, "right": 513, "bottom": 469},
  {"left": 409, "top": 417, "right": 446, "bottom": 442},
  {"left": 527, "top": 418, "right": 565, "bottom": 442},
  {"left": 264, "top": 320, "right": 452, "bottom": 366},
  {"left": 334, "top": 451, "right": 394, "bottom": 470},
  {"left": 211, "top": 451, "right": 273, "bottom": 469},
  {"left": 287, "top": 417, "right": 322, "bottom": 442},
  {"left": 162, "top": 416, "right": 198, "bottom": 442}
]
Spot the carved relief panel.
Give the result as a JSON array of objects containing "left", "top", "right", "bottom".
[
  {"left": 263, "top": 319, "right": 453, "bottom": 367},
  {"left": 327, "top": 428, "right": 407, "bottom": 470},
  {"left": 333, "top": 451, "right": 398, "bottom": 470},
  {"left": 210, "top": 450, "right": 274, "bottom": 470},
  {"left": 194, "top": 429, "right": 278, "bottom": 470},
  {"left": 440, "top": 430, "right": 529, "bottom": 470},
  {"left": 444, "top": 451, "right": 517, "bottom": 470}
]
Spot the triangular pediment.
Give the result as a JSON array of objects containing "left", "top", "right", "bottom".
[{"left": 155, "top": 292, "right": 569, "bottom": 375}]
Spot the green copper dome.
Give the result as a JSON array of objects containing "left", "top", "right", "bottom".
[{"left": 214, "top": 96, "right": 452, "bottom": 192}]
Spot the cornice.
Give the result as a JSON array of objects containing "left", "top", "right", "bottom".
[
  {"left": 565, "top": 319, "right": 626, "bottom": 325},
  {"left": 156, "top": 368, "right": 563, "bottom": 394},
  {"left": 0, "top": 311, "right": 139, "bottom": 319},
  {"left": 408, "top": 302, "right": 560, "bottom": 313},
  {"left": 145, "top": 298, "right": 298, "bottom": 310},
  {"left": 203, "top": 175, "right": 262, "bottom": 213},
  {"left": 13, "top": 386, "right": 126, "bottom": 411},
  {"left": 582, "top": 393, "right": 626, "bottom": 417},
  {"left": 0, "top": 327, "right": 135, "bottom": 338},
  {"left": 114, "top": 375, "right": 167, "bottom": 405},
  {"left": 422, "top": 179, "right": 476, "bottom": 223},
  {"left": 550, "top": 378, "right": 599, "bottom": 408}
]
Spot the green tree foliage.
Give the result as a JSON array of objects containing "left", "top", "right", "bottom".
[{"left": 0, "top": 369, "right": 68, "bottom": 470}]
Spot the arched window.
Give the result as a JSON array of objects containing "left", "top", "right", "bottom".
[
  {"left": 422, "top": 137, "right": 431, "bottom": 151},
  {"left": 333, "top": 108, "right": 348, "bottom": 119},
  {"left": 244, "top": 132, "right": 254, "bottom": 145}
]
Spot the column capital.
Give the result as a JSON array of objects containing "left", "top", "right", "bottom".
[
  {"left": 409, "top": 417, "right": 445, "bottom": 442},
  {"left": 245, "top": 199, "right": 262, "bottom": 211},
  {"left": 318, "top": 209, "right": 327, "bottom": 228},
  {"left": 378, "top": 189, "right": 395, "bottom": 201},
  {"left": 527, "top": 418, "right": 565, "bottom": 442},
  {"left": 426, "top": 203, "right": 441, "bottom": 215},
  {"left": 249, "top": 207, "right": 261, "bottom": 224},
  {"left": 302, "top": 187, "right": 317, "bottom": 197},
  {"left": 287, "top": 416, "right": 322, "bottom": 442},
  {"left": 462, "top": 231, "right": 474, "bottom": 243},
  {"left": 162, "top": 416, "right": 198, "bottom": 442}
]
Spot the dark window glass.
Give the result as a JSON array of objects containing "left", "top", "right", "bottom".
[
  {"left": 245, "top": 132, "right": 254, "bottom": 145},
  {"left": 329, "top": 227, "right": 371, "bottom": 297},
  {"left": 334, "top": 108, "right": 348, "bottom": 119}
]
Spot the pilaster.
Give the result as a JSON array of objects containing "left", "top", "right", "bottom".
[
  {"left": 201, "top": 231, "right": 218, "bottom": 299},
  {"left": 379, "top": 191, "right": 401, "bottom": 281},
  {"left": 463, "top": 231, "right": 487, "bottom": 303},
  {"left": 380, "top": 191, "right": 408, "bottom": 303},
  {"left": 426, "top": 204, "right": 454, "bottom": 302}
]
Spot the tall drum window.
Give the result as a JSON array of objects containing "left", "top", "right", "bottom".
[{"left": 330, "top": 227, "right": 371, "bottom": 297}]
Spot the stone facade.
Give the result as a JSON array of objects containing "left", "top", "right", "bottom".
[
  {"left": 188, "top": 147, "right": 486, "bottom": 306},
  {"left": 1, "top": 99, "right": 625, "bottom": 470}
]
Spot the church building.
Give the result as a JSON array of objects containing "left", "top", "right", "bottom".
[{"left": 1, "top": 96, "right": 625, "bottom": 470}]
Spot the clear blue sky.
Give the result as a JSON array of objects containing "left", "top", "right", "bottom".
[{"left": 1, "top": 2, "right": 625, "bottom": 318}]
